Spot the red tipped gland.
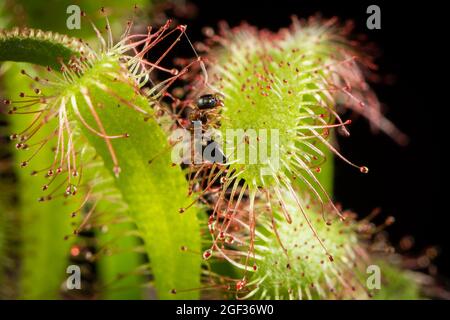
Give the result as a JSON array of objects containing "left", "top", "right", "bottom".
[
  {"left": 202, "top": 249, "right": 212, "bottom": 260},
  {"left": 360, "top": 166, "right": 369, "bottom": 174},
  {"left": 236, "top": 279, "right": 247, "bottom": 291}
]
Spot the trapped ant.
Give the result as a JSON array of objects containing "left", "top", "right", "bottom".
[
  {"left": 196, "top": 93, "right": 224, "bottom": 110},
  {"left": 174, "top": 93, "right": 226, "bottom": 165},
  {"left": 178, "top": 93, "right": 224, "bottom": 130},
  {"left": 189, "top": 93, "right": 224, "bottom": 123}
]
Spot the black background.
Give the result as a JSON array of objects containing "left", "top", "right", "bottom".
[{"left": 171, "top": 0, "right": 449, "bottom": 279}]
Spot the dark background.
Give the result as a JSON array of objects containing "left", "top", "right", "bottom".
[{"left": 169, "top": 0, "right": 448, "bottom": 278}]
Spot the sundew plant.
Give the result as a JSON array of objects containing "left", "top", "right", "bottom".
[{"left": 0, "top": 1, "right": 441, "bottom": 301}]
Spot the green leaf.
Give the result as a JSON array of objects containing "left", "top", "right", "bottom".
[
  {"left": 0, "top": 29, "right": 84, "bottom": 69},
  {"left": 96, "top": 202, "right": 145, "bottom": 300},
  {"left": 0, "top": 30, "right": 201, "bottom": 299},
  {"left": 69, "top": 57, "right": 201, "bottom": 298},
  {"left": 1, "top": 62, "right": 77, "bottom": 299}
]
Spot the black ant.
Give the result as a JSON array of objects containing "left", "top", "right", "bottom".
[
  {"left": 178, "top": 93, "right": 224, "bottom": 130},
  {"left": 189, "top": 93, "right": 223, "bottom": 123},
  {"left": 175, "top": 93, "right": 226, "bottom": 165},
  {"left": 196, "top": 93, "right": 224, "bottom": 110}
]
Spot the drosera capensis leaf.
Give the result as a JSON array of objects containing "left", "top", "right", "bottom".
[
  {"left": 188, "top": 18, "right": 376, "bottom": 273},
  {"left": 7, "top": 0, "right": 150, "bottom": 38},
  {"left": 0, "top": 86, "right": 17, "bottom": 298},
  {"left": 0, "top": 24, "right": 202, "bottom": 299},
  {"left": 69, "top": 59, "right": 201, "bottom": 298},
  {"left": 203, "top": 188, "right": 421, "bottom": 300},
  {"left": 97, "top": 224, "right": 145, "bottom": 299},
  {"left": 214, "top": 190, "right": 367, "bottom": 299},
  {"left": 0, "top": 5, "right": 148, "bottom": 299},
  {"left": 60, "top": 137, "right": 146, "bottom": 300},
  {"left": 0, "top": 2, "right": 154, "bottom": 300},
  {"left": 182, "top": 17, "right": 408, "bottom": 293},
  {"left": 95, "top": 200, "right": 145, "bottom": 300},
  {"left": 1, "top": 62, "right": 78, "bottom": 299},
  {"left": 0, "top": 28, "right": 86, "bottom": 69}
]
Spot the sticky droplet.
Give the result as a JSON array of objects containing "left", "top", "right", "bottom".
[
  {"left": 236, "top": 279, "right": 247, "bottom": 291},
  {"left": 70, "top": 246, "right": 80, "bottom": 257},
  {"left": 360, "top": 166, "right": 369, "bottom": 174}
]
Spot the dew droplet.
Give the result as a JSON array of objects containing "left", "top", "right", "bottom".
[{"left": 360, "top": 166, "right": 369, "bottom": 174}]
